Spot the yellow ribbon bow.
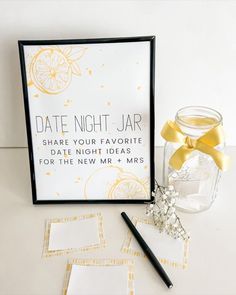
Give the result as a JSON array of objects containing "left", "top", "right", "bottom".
[{"left": 161, "top": 120, "right": 229, "bottom": 171}]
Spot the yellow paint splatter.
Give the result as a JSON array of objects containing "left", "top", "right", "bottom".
[
  {"left": 64, "top": 99, "right": 72, "bottom": 107},
  {"left": 33, "top": 94, "right": 39, "bottom": 98},
  {"left": 75, "top": 176, "right": 81, "bottom": 184},
  {"left": 144, "top": 165, "right": 148, "bottom": 170},
  {"left": 87, "top": 69, "right": 93, "bottom": 76},
  {"left": 46, "top": 172, "right": 52, "bottom": 176}
]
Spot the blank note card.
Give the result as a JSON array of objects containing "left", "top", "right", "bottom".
[
  {"left": 43, "top": 213, "right": 106, "bottom": 257},
  {"left": 122, "top": 217, "right": 189, "bottom": 269},
  {"left": 63, "top": 259, "right": 134, "bottom": 295}
]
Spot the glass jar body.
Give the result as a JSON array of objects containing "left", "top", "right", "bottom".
[{"left": 163, "top": 107, "right": 224, "bottom": 213}]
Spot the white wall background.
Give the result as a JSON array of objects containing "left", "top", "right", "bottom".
[{"left": 0, "top": 0, "right": 235, "bottom": 147}]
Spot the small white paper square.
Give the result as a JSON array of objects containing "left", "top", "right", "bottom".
[
  {"left": 48, "top": 217, "right": 100, "bottom": 251},
  {"left": 42, "top": 214, "right": 106, "bottom": 257},
  {"left": 67, "top": 264, "right": 129, "bottom": 295}
]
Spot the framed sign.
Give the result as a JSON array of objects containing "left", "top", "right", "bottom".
[{"left": 18, "top": 36, "right": 155, "bottom": 204}]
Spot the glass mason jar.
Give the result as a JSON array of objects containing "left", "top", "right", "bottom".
[{"left": 163, "top": 106, "right": 224, "bottom": 213}]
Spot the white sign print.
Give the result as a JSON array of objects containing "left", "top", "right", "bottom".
[{"left": 19, "top": 37, "right": 155, "bottom": 202}]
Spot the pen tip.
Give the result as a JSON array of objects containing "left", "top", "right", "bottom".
[{"left": 168, "top": 284, "right": 173, "bottom": 289}]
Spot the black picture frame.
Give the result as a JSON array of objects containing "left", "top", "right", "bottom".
[{"left": 18, "top": 36, "right": 155, "bottom": 204}]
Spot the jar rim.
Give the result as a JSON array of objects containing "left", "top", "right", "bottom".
[{"left": 175, "top": 106, "right": 222, "bottom": 130}]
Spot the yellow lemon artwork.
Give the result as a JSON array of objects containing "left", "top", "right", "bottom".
[
  {"left": 108, "top": 176, "right": 149, "bottom": 199},
  {"left": 27, "top": 46, "right": 87, "bottom": 94},
  {"left": 84, "top": 166, "right": 149, "bottom": 200}
]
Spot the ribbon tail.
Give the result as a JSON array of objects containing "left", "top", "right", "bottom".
[
  {"left": 169, "top": 146, "right": 193, "bottom": 170},
  {"left": 196, "top": 142, "right": 230, "bottom": 171}
]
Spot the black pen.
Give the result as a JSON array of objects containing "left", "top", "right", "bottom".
[{"left": 121, "top": 212, "right": 173, "bottom": 289}]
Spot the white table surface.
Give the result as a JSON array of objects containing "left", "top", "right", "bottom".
[{"left": 0, "top": 147, "right": 235, "bottom": 295}]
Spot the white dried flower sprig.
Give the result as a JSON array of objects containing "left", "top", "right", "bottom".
[{"left": 146, "top": 181, "right": 189, "bottom": 241}]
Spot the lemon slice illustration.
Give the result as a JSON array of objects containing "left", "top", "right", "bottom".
[
  {"left": 84, "top": 166, "right": 121, "bottom": 199},
  {"left": 30, "top": 48, "right": 72, "bottom": 94},
  {"left": 108, "top": 178, "right": 148, "bottom": 199},
  {"left": 84, "top": 165, "right": 149, "bottom": 200},
  {"left": 25, "top": 49, "right": 38, "bottom": 87}
]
